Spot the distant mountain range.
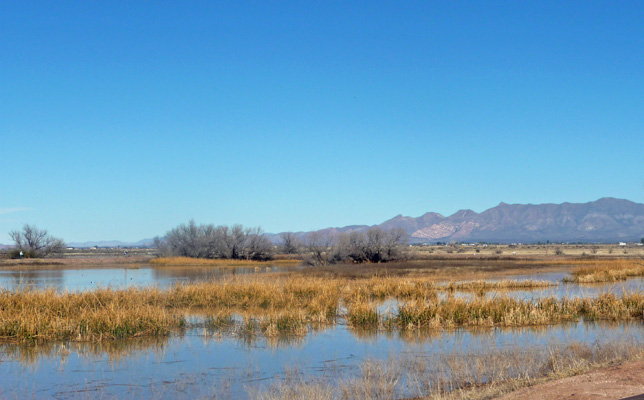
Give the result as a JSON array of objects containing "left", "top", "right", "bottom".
[
  {"left": 273, "top": 197, "right": 644, "bottom": 244},
  {"left": 66, "top": 238, "right": 155, "bottom": 249},
  {"left": 3, "top": 198, "right": 642, "bottom": 249}
]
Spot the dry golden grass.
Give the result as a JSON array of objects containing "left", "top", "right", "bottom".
[
  {"left": 0, "top": 277, "right": 340, "bottom": 343},
  {"left": 562, "top": 259, "right": 644, "bottom": 283},
  {"left": 0, "top": 288, "right": 183, "bottom": 343},
  {"left": 443, "top": 279, "right": 555, "bottom": 291},
  {"left": 150, "top": 256, "right": 301, "bottom": 266},
  {"left": 2, "top": 269, "right": 644, "bottom": 343},
  {"left": 519, "top": 257, "right": 642, "bottom": 267},
  {"left": 388, "top": 292, "right": 644, "bottom": 330}
]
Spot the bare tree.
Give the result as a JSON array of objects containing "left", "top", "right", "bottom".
[
  {"left": 162, "top": 220, "right": 205, "bottom": 258},
  {"left": 245, "top": 227, "right": 274, "bottom": 261},
  {"left": 9, "top": 224, "right": 65, "bottom": 258},
  {"left": 365, "top": 227, "right": 387, "bottom": 262},
  {"left": 328, "top": 227, "right": 408, "bottom": 264},
  {"left": 302, "top": 231, "right": 334, "bottom": 266},
  {"left": 156, "top": 221, "right": 273, "bottom": 261},
  {"left": 279, "top": 232, "right": 301, "bottom": 254}
]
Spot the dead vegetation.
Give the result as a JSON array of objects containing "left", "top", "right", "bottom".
[
  {"left": 251, "top": 341, "right": 644, "bottom": 400},
  {"left": 562, "top": 258, "right": 644, "bottom": 283},
  {"left": 1, "top": 271, "right": 643, "bottom": 343}
]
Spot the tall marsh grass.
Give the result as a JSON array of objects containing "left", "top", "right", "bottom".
[
  {"left": 0, "top": 288, "right": 182, "bottom": 343},
  {"left": 443, "top": 279, "right": 554, "bottom": 291},
  {"left": 3, "top": 272, "right": 644, "bottom": 343},
  {"left": 563, "top": 259, "right": 644, "bottom": 283},
  {"left": 392, "top": 292, "right": 644, "bottom": 329}
]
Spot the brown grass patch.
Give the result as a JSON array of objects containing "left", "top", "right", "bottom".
[{"left": 562, "top": 259, "right": 644, "bottom": 283}]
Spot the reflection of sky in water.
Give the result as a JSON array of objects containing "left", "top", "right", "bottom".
[
  {"left": 0, "top": 265, "right": 292, "bottom": 292},
  {"left": 485, "top": 278, "right": 644, "bottom": 301},
  {"left": 1, "top": 266, "right": 644, "bottom": 398},
  {"left": 2, "top": 266, "right": 642, "bottom": 301},
  {"left": 1, "top": 321, "right": 643, "bottom": 399}
]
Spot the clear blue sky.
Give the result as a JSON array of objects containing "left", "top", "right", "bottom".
[{"left": 2, "top": 1, "right": 643, "bottom": 243}]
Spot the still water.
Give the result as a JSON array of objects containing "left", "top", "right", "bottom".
[
  {"left": 1, "top": 265, "right": 643, "bottom": 399},
  {"left": 1, "top": 321, "right": 642, "bottom": 399},
  {"left": 0, "top": 265, "right": 296, "bottom": 292},
  {"left": 1, "top": 266, "right": 642, "bottom": 301}
]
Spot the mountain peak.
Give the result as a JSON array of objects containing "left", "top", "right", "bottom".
[{"left": 379, "top": 198, "right": 644, "bottom": 243}]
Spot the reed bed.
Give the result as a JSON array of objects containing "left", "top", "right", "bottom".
[
  {"left": 150, "top": 256, "right": 300, "bottom": 266},
  {"left": 3, "top": 273, "right": 644, "bottom": 343},
  {"left": 382, "top": 293, "right": 644, "bottom": 330},
  {"left": 443, "top": 279, "right": 555, "bottom": 291},
  {"left": 563, "top": 259, "right": 644, "bottom": 283},
  {"left": 394, "top": 297, "right": 579, "bottom": 329},
  {"left": 0, "top": 277, "right": 340, "bottom": 343},
  {"left": 0, "top": 288, "right": 183, "bottom": 343}
]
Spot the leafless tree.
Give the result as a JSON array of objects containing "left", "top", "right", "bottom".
[
  {"left": 156, "top": 221, "right": 273, "bottom": 261},
  {"left": 245, "top": 227, "right": 274, "bottom": 261},
  {"left": 329, "top": 227, "right": 408, "bottom": 264},
  {"left": 302, "top": 231, "right": 334, "bottom": 266},
  {"left": 279, "top": 232, "right": 301, "bottom": 254},
  {"left": 9, "top": 224, "right": 65, "bottom": 258}
]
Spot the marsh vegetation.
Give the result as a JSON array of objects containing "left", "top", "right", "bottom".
[{"left": 2, "top": 251, "right": 644, "bottom": 399}]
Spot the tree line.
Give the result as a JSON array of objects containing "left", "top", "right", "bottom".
[
  {"left": 155, "top": 221, "right": 274, "bottom": 261},
  {"left": 281, "top": 227, "right": 408, "bottom": 265},
  {"left": 5, "top": 221, "right": 408, "bottom": 265},
  {"left": 156, "top": 221, "right": 408, "bottom": 265}
]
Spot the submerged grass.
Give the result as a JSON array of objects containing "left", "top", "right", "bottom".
[
  {"left": 251, "top": 341, "right": 644, "bottom": 400},
  {"left": 2, "top": 271, "right": 644, "bottom": 343}
]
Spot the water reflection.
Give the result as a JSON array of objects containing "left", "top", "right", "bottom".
[
  {"left": 0, "top": 270, "right": 66, "bottom": 291},
  {"left": 2, "top": 320, "right": 643, "bottom": 399},
  {"left": 482, "top": 278, "right": 644, "bottom": 301},
  {"left": 0, "top": 264, "right": 299, "bottom": 292}
]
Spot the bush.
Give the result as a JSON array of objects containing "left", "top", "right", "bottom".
[{"left": 9, "top": 224, "right": 65, "bottom": 258}]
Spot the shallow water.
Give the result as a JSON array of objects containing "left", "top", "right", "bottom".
[
  {"left": 0, "top": 264, "right": 297, "bottom": 292},
  {"left": 1, "top": 321, "right": 642, "bottom": 399},
  {"left": 2, "top": 265, "right": 644, "bottom": 398},
  {"left": 2, "top": 265, "right": 643, "bottom": 301}
]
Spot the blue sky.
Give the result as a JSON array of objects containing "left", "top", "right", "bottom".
[{"left": 2, "top": 1, "right": 643, "bottom": 243}]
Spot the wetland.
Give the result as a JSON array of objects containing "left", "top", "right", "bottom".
[{"left": 2, "top": 249, "right": 644, "bottom": 399}]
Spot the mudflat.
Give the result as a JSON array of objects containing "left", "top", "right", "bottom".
[{"left": 497, "top": 359, "right": 644, "bottom": 400}]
